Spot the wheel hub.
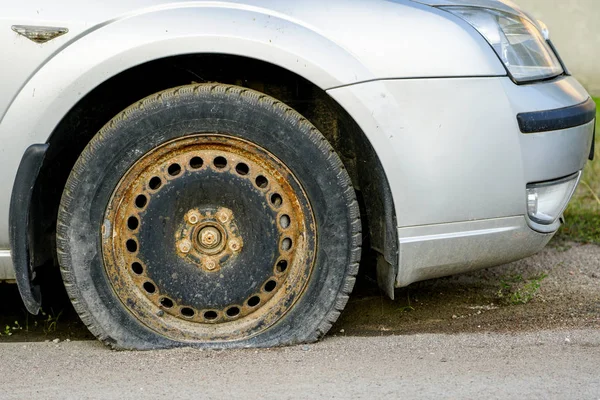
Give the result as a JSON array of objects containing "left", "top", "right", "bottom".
[
  {"left": 176, "top": 207, "right": 242, "bottom": 271},
  {"left": 199, "top": 226, "right": 220, "bottom": 249},
  {"left": 102, "top": 134, "right": 316, "bottom": 342}
]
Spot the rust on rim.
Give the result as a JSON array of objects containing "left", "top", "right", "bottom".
[{"left": 102, "top": 134, "right": 316, "bottom": 342}]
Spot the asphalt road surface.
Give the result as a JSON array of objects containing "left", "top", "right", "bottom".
[{"left": 0, "top": 329, "right": 599, "bottom": 399}]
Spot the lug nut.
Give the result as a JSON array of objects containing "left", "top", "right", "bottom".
[
  {"left": 205, "top": 260, "right": 216, "bottom": 270},
  {"left": 178, "top": 239, "right": 192, "bottom": 254},
  {"left": 229, "top": 240, "right": 241, "bottom": 252},
  {"left": 217, "top": 210, "right": 230, "bottom": 223},
  {"left": 187, "top": 212, "right": 200, "bottom": 225}
]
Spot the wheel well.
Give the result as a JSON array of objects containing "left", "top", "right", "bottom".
[{"left": 30, "top": 54, "right": 398, "bottom": 288}]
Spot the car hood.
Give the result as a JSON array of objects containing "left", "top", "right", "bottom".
[{"left": 408, "top": 0, "right": 525, "bottom": 14}]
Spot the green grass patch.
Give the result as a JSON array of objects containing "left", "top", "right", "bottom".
[
  {"left": 497, "top": 273, "right": 548, "bottom": 305},
  {"left": 554, "top": 97, "right": 600, "bottom": 244},
  {"left": 0, "top": 308, "right": 62, "bottom": 337}
]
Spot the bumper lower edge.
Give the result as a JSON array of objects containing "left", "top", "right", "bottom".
[{"left": 396, "top": 216, "right": 552, "bottom": 288}]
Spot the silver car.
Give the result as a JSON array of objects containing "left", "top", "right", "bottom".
[{"left": 0, "top": 0, "right": 595, "bottom": 349}]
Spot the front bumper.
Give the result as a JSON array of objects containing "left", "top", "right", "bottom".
[{"left": 328, "top": 75, "right": 594, "bottom": 287}]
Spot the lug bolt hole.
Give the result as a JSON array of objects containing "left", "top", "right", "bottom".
[
  {"left": 264, "top": 280, "right": 277, "bottom": 293},
  {"left": 135, "top": 195, "right": 147, "bottom": 209},
  {"left": 143, "top": 282, "right": 156, "bottom": 294},
  {"left": 255, "top": 175, "right": 269, "bottom": 189},
  {"left": 190, "top": 156, "right": 204, "bottom": 169},
  {"left": 131, "top": 262, "right": 144, "bottom": 275},
  {"left": 127, "top": 216, "right": 139, "bottom": 230},
  {"left": 204, "top": 311, "right": 218, "bottom": 320},
  {"left": 276, "top": 260, "right": 288, "bottom": 273},
  {"left": 213, "top": 157, "right": 227, "bottom": 169},
  {"left": 126, "top": 239, "right": 138, "bottom": 253},
  {"left": 149, "top": 176, "right": 162, "bottom": 190},
  {"left": 160, "top": 297, "right": 174, "bottom": 309},
  {"left": 281, "top": 238, "right": 293, "bottom": 252},
  {"left": 235, "top": 163, "right": 250, "bottom": 175},
  {"left": 271, "top": 193, "right": 283, "bottom": 208},
  {"left": 226, "top": 307, "right": 241, "bottom": 317},
  {"left": 279, "top": 215, "right": 291, "bottom": 229},
  {"left": 247, "top": 296, "right": 261, "bottom": 307},
  {"left": 168, "top": 163, "right": 182, "bottom": 176},
  {"left": 181, "top": 307, "right": 195, "bottom": 318}
]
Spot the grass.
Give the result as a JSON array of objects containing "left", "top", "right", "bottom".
[
  {"left": 0, "top": 308, "right": 63, "bottom": 338},
  {"left": 497, "top": 273, "right": 548, "bottom": 305},
  {"left": 554, "top": 97, "right": 600, "bottom": 244}
]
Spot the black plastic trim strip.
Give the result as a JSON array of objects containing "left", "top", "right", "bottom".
[
  {"left": 517, "top": 97, "right": 596, "bottom": 133},
  {"left": 590, "top": 123, "right": 596, "bottom": 161},
  {"left": 9, "top": 144, "right": 49, "bottom": 315}
]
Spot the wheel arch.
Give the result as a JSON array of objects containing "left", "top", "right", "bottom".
[{"left": 20, "top": 53, "right": 398, "bottom": 307}]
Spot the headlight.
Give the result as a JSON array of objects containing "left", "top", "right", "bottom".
[
  {"left": 526, "top": 172, "right": 581, "bottom": 226},
  {"left": 441, "top": 6, "right": 564, "bottom": 83}
]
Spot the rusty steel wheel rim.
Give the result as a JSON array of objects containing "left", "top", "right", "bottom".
[{"left": 102, "top": 134, "right": 316, "bottom": 342}]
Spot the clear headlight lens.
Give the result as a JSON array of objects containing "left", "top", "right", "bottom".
[
  {"left": 526, "top": 172, "right": 581, "bottom": 225},
  {"left": 441, "top": 6, "right": 563, "bottom": 82}
]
